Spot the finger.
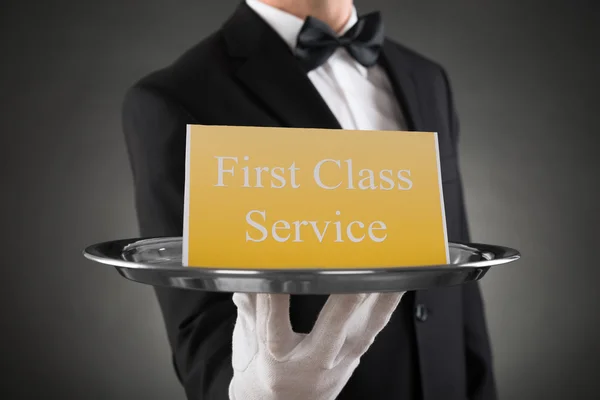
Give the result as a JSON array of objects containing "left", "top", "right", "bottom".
[
  {"left": 266, "top": 294, "right": 294, "bottom": 342},
  {"left": 256, "top": 294, "right": 295, "bottom": 358},
  {"left": 232, "top": 292, "right": 258, "bottom": 333},
  {"left": 313, "top": 294, "right": 369, "bottom": 334},
  {"left": 303, "top": 294, "right": 370, "bottom": 359},
  {"left": 231, "top": 293, "right": 259, "bottom": 371},
  {"left": 344, "top": 292, "right": 405, "bottom": 360}
]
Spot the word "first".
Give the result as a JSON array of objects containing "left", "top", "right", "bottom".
[{"left": 214, "top": 156, "right": 413, "bottom": 190}]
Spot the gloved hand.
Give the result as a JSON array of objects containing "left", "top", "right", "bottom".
[{"left": 229, "top": 292, "right": 405, "bottom": 400}]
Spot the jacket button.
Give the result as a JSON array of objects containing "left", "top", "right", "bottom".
[{"left": 415, "top": 304, "right": 428, "bottom": 322}]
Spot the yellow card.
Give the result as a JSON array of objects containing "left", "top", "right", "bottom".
[{"left": 183, "top": 125, "right": 448, "bottom": 268}]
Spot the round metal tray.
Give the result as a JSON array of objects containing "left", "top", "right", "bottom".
[{"left": 83, "top": 237, "right": 520, "bottom": 294}]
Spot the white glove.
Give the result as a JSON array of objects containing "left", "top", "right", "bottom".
[{"left": 229, "top": 292, "right": 405, "bottom": 400}]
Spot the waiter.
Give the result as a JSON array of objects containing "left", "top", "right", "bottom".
[{"left": 122, "top": 0, "right": 496, "bottom": 399}]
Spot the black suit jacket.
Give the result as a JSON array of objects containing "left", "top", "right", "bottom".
[{"left": 122, "top": 3, "right": 496, "bottom": 400}]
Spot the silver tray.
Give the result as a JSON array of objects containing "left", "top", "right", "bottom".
[{"left": 83, "top": 237, "right": 520, "bottom": 294}]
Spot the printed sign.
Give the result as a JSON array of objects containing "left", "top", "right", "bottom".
[{"left": 183, "top": 125, "right": 448, "bottom": 268}]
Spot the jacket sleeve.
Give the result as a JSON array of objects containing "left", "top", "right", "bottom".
[
  {"left": 122, "top": 85, "right": 235, "bottom": 400},
  {"left": 442, "top": 69, "right": 498, "bottom": 400}
]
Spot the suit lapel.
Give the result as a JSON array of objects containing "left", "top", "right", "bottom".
[
  {"left": 379, "top": 39, "right": 425, "bottom": 131},
  {"left": 222, "top": 3, "right": 341, "bottom": 129},
  {"left": 222, "top": 5, "right": 425, "bottom": 132}
]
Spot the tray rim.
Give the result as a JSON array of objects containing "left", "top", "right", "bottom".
[{"left": 83, "top": 236, "right": 520, "bottom": 275}]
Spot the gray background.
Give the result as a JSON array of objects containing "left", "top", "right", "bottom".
[{"left": 1, "top": 0, "right": 598, "bottom": 399}]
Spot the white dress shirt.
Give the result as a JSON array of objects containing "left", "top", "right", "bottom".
[{"left": 246, "top": 0, "right": 407, "bottom": 131}]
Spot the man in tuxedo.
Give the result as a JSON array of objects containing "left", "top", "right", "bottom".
[{"left": 122, "top": 0, "right": 497, "bottom": 399}]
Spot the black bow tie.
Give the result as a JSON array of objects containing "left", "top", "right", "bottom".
[{"left": 295, "top": 11, "right": 384, "bottom": 72}]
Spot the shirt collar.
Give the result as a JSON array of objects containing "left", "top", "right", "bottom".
[{"left": 245, "top": 0, "right": 367, "bottom": 77}]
